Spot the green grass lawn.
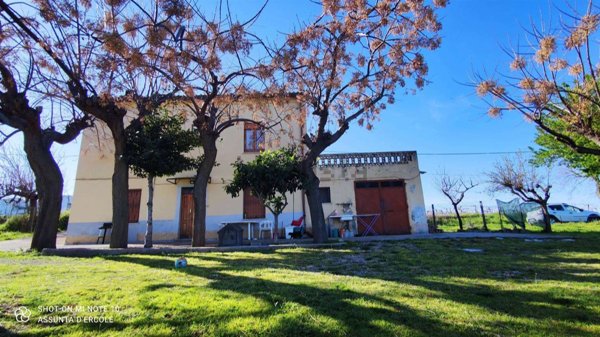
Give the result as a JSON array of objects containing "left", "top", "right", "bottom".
[
  {"left": 0, "top": 231, "right": 30, "bottom": 242},
  {"left": 1, "top": 227, "right": 599, "bottom": 336},
  {"left": 432, "top": 212, "right": 600, "bottom": 235},
  {"left": 0, "top": 224, "right": 31, "bottom": 242}
]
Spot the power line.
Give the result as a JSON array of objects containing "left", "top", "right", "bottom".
[{"left": 419, "top": 151, "right": 533, "bottom": 156}]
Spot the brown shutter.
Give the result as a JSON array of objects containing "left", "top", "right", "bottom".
[
  {"left": 243, "top": 188, "right": 265, "bottom": 219},
  {"left": 128, "top": 189, "right": 142, "bottom": 223}
]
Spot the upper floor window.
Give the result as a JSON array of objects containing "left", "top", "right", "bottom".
[{"left": 244, "top": 122, "right": 265, "bottom": 152}]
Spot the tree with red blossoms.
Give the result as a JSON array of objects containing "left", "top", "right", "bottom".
[
  {"left": 0, "top": 0, "right": 189, "bottom": 248},
  {"left": 274, "top": 0, "right": 447, "bottom": 242},
  {"left": 476, "top": 4, "right": 600, "bottom": 159},
  {"left": 153, "top": 1, "right": 283, "bottom": 246}
]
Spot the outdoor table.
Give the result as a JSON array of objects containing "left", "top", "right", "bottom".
[
  {"left": 355, "top": 214, "right": 380, "bottom": 236},
  {"left": 220, "top": 219, "right": 273, "bottom": 240},
  {"left": 327, "top": 214, "right": 356, "bottom": 236},
  {"left": 327, "top": 213, "right": 380, "bottom": 237}
]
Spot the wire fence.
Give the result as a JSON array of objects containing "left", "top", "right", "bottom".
[
  {"left": 427, "top": 203, "right": 598, "bottom": 217},
  {"left": 426, "top": 202, "right": 599, "bottom": 232}
]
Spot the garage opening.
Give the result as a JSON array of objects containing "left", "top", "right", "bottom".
[{"left": 354, "top": 180, "right": 411, "bottom": 235}]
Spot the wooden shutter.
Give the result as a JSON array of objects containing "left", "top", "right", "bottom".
[
  {"left": 128, "top": 189, "right": 142, "bottom": 223},
  {"left": 243, "top": 188, "right": 265, "bottom": 219}
]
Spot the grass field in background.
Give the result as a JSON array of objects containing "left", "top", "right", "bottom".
[
  {"left": 431, "top": 212, "right": 600, "bottom": 235},
  {"left": 0, "top": 224, "right": 31, "bottom": 242},
  {"left": 1, "top": 225, "right": 599, "bottom": 336}
]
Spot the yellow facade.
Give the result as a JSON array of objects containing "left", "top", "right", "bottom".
[{"left": 66, "top": 100, "right": 427, "bottom": 244}]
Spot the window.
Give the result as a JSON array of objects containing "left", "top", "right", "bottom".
[
  {"left": 244, "top": 122, "right": 265, "bottom": 152},
  {"left": 549, "top": 205, "right": 564, "bottom": 211},
  {"left": 128, "top": 189, "right": 142, "bottom": 223},
  {"left": 319, "top": 187, "right": 331, "bottom": 203}
]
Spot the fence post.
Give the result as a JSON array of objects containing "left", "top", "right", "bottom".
[
  {"left": 480, "top": 201, "right": 488, "bottom": 231},
  {"left": 520, "top": 204, "right": 526, "bottom": 231},
  {"left": 431, "top": 204, "right": 437, "bottom": 231}
]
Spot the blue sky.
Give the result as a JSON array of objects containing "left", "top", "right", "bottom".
[{"left": 42, "top": 0, "right": 599, "bottom": 212}]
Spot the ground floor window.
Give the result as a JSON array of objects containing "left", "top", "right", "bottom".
[{"left": 319, "top": 187, "right": 331, "bottom": 203}]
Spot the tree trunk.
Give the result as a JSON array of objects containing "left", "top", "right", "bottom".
[
  {"left": 303, "top": 159, "right": 327, "bottom": 243},
  {"left": 108, "top": 119, "right": 129, "bottom": 248},
  {"left": 24, "top": 131, "right": 63, "bottom": 251},
  {"left": 144, "top": 175, "right": 154, "bottom": 248},
  {"left": 540, "top": 203, "right": 552, "bottom": 233},
  {"left": 27, "top": 197, "right": 37, "bottom": 232},
  {"left": 453, "top": 204, "right": 463, "bottom": 231},
  {"left": 192, "top": 135, "right": 218, "bottom": 247},
  {"left": 273, "top": 212, "right": 279, "bottom": 242}
]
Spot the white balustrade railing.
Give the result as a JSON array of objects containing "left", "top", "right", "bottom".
[{"left": 317, "top": 151, "right": 415, "bottom": 167}]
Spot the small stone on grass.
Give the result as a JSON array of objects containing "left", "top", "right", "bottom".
[{"left": 462, "top": 248, "right": 484, "bottom": 253}]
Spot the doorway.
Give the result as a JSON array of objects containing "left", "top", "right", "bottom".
[
  {"left": 179, "top": 188, "right": 194, "bottom": 239},
  {"left": 354, "top": 180, "right": 411, "bottom": 235}
]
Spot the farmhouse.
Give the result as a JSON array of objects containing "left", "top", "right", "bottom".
[{"left": 65, "top": 99, "right": 427, "bottom": 244}]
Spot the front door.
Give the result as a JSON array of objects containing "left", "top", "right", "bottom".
[
  {"left": 243, "top": 188, "right": 265, "bottom": 219},
  {"left": 179, "top": 188, "right": 194, "bottom": 239},
  {"left": 355, "top": 180, "right": 411, "bottom": 235}
]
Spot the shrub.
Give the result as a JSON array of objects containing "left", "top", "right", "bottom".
[
  {"left": 3, "top": 215, "right": 30, "bottom": 232},
  {"left": 58, "top": 211, "right": 70, "bottom": 231},
  {"left": 0, "top": 215, "right": 7, "bottom": 225}
]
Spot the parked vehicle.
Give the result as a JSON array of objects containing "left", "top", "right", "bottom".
[{"left": 527, "top": 203, "right": 600, "bottom": 224}]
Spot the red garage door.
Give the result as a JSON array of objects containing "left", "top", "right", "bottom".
[{"left": 355, "top": 180, "right": 411, "bottom": 235}]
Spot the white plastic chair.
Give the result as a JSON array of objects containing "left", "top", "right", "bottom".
[{"left": 258, "top": 221, "right": 273, "bottom": 239}]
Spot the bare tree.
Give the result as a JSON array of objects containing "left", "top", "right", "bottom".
[
  {"left": 487, "top": 154, "right": 553, "bottom": 233},
  {"left": 273, "top": 0, "right": 447, "bottom": 242},
  {"left": 0, "top": 9, "right": 92, "bottom": 249},
  {"left": 0, "top": 147, "right": 37, "bottom": 231},
  {"left": 437, "top": 174, "right": 477, "bottom": 231}
]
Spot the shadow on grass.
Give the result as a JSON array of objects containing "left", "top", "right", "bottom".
[
  {"left": 0, "top": 325, "right": 19, "bottom": 337},
  {"left": 95, "top": 255, "right": 489, "bottom": 337},
  {"left": 93, "top": 249, "right": 599, "bottom": 337},
  {"left": 10, "top": 236, "right": 595, "bottom": 337}
]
